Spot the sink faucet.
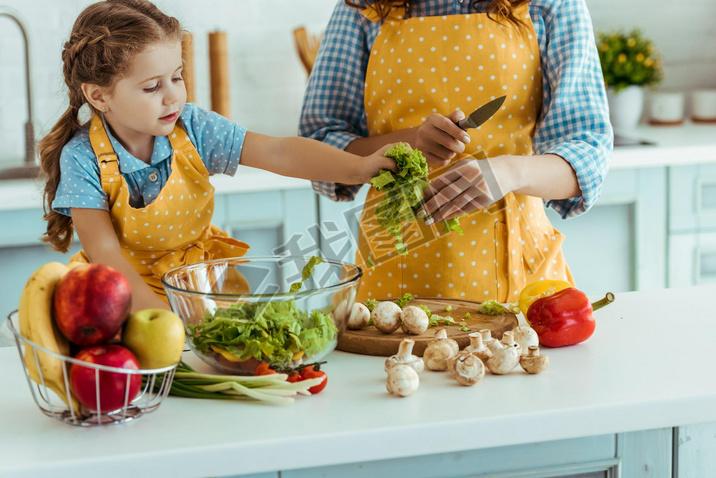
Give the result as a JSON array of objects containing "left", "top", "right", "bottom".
[{"left": 0, "top": 6, "right": 37, "bottom": 180}]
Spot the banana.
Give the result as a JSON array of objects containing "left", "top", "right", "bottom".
[{"left": 18, "top": 262, "right": 80, "bottom": 414}]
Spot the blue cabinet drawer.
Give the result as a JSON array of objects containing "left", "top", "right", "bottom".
[
  {"left": 282, "top": 434, "right": 617, "bottom": 478},
  {"left": 669, "top": 164, "right": 716, "bottom": 232}
]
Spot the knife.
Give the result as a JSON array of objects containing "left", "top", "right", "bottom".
[{"left": 457, "top": 95, "right": 506, "bottom": 130}]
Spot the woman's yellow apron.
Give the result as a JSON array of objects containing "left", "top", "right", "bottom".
[
  {"left": 70, "top": 115, "right": 250, "bottom": 299},
  {"left": 356, "top": 4, "right": 573, "bottom": 303}
]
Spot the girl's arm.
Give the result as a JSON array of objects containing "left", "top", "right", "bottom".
[
  {"left": 71, "top": 208, "right": 171, "bottom": 313},
  {"left": 240, "top": 132, "right": 397, "bottom": 184}
]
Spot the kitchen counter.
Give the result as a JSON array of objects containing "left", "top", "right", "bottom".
[
  {"left": 2, "top": 284, "right": 716, "bottom": 477},
  {"left": 610, "top": 121, "right": 716, "bottom": 170},
  {"left": 2, "top": 121, "right": 715, "bottom": 211}
]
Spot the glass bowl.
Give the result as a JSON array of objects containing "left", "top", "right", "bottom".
[{"left": 161, "top": 256, "right": 362, "bottom": 375}]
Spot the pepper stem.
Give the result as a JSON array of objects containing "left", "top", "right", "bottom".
[{"left": 591, "top": 292, "right": 615, "bottom": 312}]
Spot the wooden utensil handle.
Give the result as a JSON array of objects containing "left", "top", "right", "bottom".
[
  {"left": 181, "top": 32, "right": 195, "bottom": 104},
  {"left": 209, "top": 31, "right": 230, "bottom": 118}
]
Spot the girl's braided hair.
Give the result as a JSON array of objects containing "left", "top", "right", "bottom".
[{"left": 40, "top": 0, "right": 182, "bottom": 252}]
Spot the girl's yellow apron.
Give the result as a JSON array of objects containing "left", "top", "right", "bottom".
[
  {"left": 70, "top": 115, "right": 250, "bottom": 299},
  {"left": 356, "top": 4, "right": 573, "bottom": 303}
]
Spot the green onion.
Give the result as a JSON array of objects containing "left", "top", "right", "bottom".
[{"left": 157, "top": 361, "right": 323, "bottom": 404}]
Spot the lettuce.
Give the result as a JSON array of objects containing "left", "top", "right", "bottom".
[
  {"left": 371, "top": 143, "right": 463, "bottom": 254},
  {"left": 187, "top": 300, "right": 338, "bottom": 368}
]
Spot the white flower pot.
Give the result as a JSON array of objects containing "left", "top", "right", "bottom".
[{"left": 607, "top": 86, "right": 645, "bottom": 130}]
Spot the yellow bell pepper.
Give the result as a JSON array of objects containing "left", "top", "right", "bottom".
[
  {"left": 518, "top": 280, "right": 574, "bottom": 319},
  {"left": 210, "top": 345, "right": 248, "bottom": 362}
]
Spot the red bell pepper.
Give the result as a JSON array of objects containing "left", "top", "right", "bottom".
[{"left": 526, "top": 288, "right": 615, "bottom": 348}]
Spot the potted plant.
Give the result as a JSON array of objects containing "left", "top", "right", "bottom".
[{"left": 597, "top": 29, "right": 663, "bottom": 130}]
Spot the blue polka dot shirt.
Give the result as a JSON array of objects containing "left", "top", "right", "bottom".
[{"left": 53, "top": 103, "right": 246, "bottom": 216}]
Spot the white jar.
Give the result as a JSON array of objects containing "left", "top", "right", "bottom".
[
  {"left": 648, "top": 91, "right": 685, "bottom": 125},
  {"left": 692, "top": 89, "right": 716, "bottom": 123}
]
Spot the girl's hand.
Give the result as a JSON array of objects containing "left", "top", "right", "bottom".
[
  {"left": 414, "top": 111, "right": 472, "bottom": 166},
  {"left": 356, "top": 143, "right": 400, "bottom": 184},
  {"left": 418, "top": 158, "right": 510, "bottom": 224}
]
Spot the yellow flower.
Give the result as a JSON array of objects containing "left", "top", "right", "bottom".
[
  {"left": 627, "top": 38, "right": 636, "bottom": 47},
  {"left": 644, "top": 57, "right": 654, "bottom": 67},
  {"left": 618, "top": 53, "right": 627, "bottom": 63},
  {"left": 636, "top": 53, "right": 645, "bottom": 62},
  {"left": 599, "top": 42, "right": 609, "bottom": 52}
]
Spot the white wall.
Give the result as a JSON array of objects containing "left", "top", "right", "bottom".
[{"left": 0, "top": 0, "right": 714, "bottom": 169}]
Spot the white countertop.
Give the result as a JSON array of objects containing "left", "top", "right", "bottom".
[
  {"left": 2, "top": 284, "right": 716, "bottom": 477},
  {"left": 610, "top": 120, "right": 716, "bottom": 170},
  {"left": 2, "top": 121, "right": 715, "bottom": 211}
]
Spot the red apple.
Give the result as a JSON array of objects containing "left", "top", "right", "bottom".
[
  {"left": 70, "top": 345, "right": 141, "bottom": 413},
  {"left": 54, "top": 264, "right": 131, "bottom": 345}
]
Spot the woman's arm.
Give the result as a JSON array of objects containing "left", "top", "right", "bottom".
[
  {"left": 239, "top": 132, "right": 397, "bottom": 184},
  {"left": 418, "top": 153, "right": 581, "bottom": 224},
  {"left": 71, "top": 208, "right": 170, "bottom": 313},
  {"left": 530, "top": 0, "right": 613, "bottom": 218}
]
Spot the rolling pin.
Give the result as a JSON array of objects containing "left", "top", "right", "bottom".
[
  {"left": 181, "top": 32, "right": 195, "bottom": 103},
  {"left": 208, "top": 30, "right": 230, "bottom": 118}
]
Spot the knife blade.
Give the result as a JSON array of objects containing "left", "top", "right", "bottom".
[{"left": 457, "top": 95, "right": 506, "bottom": 130}]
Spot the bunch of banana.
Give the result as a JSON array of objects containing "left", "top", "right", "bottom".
[{"left": 18, "top": 262, "right": 81, "bottom": 415}]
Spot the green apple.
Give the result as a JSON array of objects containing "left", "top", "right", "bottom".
[{"left": 121, "top": 308, "right": 186, "bottom": 369}]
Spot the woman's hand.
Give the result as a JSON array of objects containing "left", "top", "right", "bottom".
[
  {"left": 356, "top": 143, "right": 400, "bottom": 184},
  {"left": 413, "top": 111, "right": 472, "bottom": 166},
  {"left": 418, "top": 158, "right": 510, "bottom": 224}
]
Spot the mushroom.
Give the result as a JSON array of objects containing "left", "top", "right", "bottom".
[
  {"left": 500, "top": 331, "right": 522, "bottom": 356},
  {"left": 347, "top": 302, "right": 371, "bottom": 330},
  {"left": 520, "top": 346, "right": 549, "bottom": 374},
  {"left": 480, "top": 329, "right": 504, "bottom": 355},
  {"left": 423, "top": 328, "right": 459, "bottom": 371},
  {"left": 485, "top": 341, "right": 521, "bottom": 375},
  {"left": 400, "top": 305, "right": 429, "bottom": 334},
  {"left": 386, "top": 363, "right": 420, "bottom": 397},
  {"left": 371, "top": 301, "right": 402, "bottom": 334},
  {"left": 480, "top": 329, "right": 503, "bottom": 355},
  {"left": 464, "top": 332, "right": 493, "bottom": 364},
  {"left": 511, "top": 325, "right": 539, "bottom": 355},
  {"left": 385, "top": 338, "right": 424, "bottom": 374},
  {"left": 447, "top": 352, "right": 485, "bottom": 386}
]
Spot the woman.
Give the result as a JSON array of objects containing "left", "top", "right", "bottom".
[{"left": 299, "top": 0, "right": 612, "bottom": 302}]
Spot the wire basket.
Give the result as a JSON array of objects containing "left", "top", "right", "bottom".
[{"left": 7, "top": 311, "right": 177, "bottom": 427}]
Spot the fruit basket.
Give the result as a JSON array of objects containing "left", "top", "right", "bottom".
[
  {"left": 161, "top": 255, "right": 361, "bottom": 375},
  {"left": 7, "top": 311, "right": 176, "bottom": 427}
]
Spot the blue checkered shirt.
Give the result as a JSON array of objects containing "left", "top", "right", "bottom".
[{"left": 298, "top": 0, "right": 613, "bottom": 219}]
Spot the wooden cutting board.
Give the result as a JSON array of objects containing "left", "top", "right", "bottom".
[{"left": 337, "top": 297, "right": 518, "bottom": 357}]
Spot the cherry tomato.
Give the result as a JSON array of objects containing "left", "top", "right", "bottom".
[
  {"left": 300, "top": 365, "right": 327, "bottom": 394},
  {"left": 254, "top": 363, "right": 277, "bottom": 376},
  {"left": 286, "top": 371, "right": 302, "bottom": 383}
]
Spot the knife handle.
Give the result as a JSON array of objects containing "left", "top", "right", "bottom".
[{"left": 456, "top": 117, "right": 471, "bottom": 130}]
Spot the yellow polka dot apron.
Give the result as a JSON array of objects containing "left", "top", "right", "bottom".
[
  {"left": 70, "top": 115, "right": 250, "bottom": 300},
  {"left": 356, "top": 3, "right": 573, "bottom": 303}
]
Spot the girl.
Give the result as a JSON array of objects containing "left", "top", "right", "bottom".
[
  {"left": 40, "top": 0, "right": 396, "bottom": 312},
  {"left": 300, "top": 0, "right": 613, "bottom": 302}
]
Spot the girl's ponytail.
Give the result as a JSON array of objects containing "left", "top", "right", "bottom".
[{"left": 39, "top": 89, "right": 84, "bottom": 252}]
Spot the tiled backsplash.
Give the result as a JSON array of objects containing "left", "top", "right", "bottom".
[{"left": 0, "top": 0, "right": 714, "bottom": 168}]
